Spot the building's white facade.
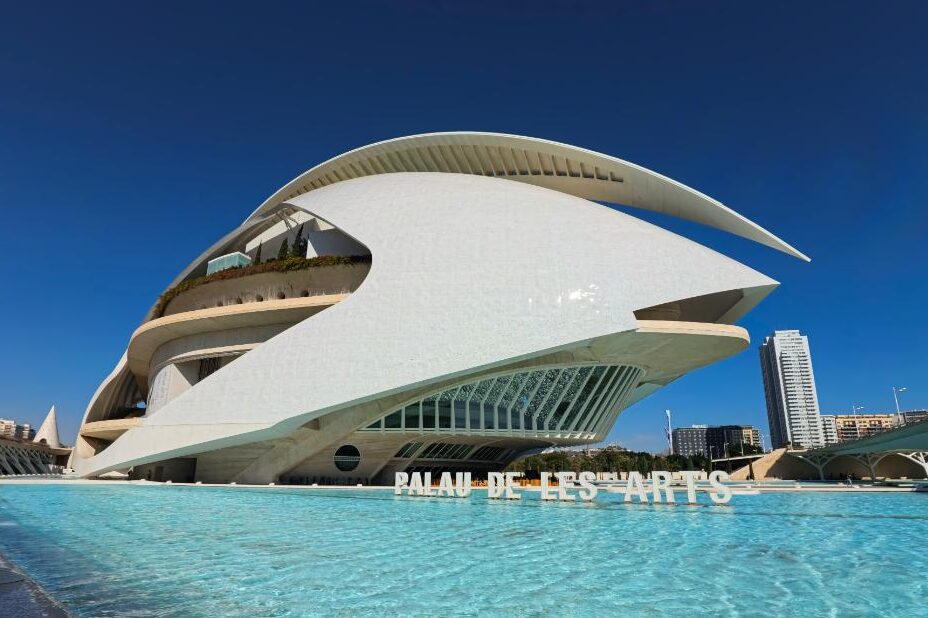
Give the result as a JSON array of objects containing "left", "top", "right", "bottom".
[
  {"left": 70, "top": 132, "right": 805, "bottom": 484},
  {"left": 759, "top": 330, "right": 825, "bottom": 449}
]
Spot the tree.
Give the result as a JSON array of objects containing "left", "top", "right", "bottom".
[
  {"left": 290, "top": 223, "right": 306, "bottom": 258},
  {"left": 253, "top": 242, "right": 263, "bottom": 264},
  {"left": 276, "top": 237, "right": 290, "bottom": 261}
]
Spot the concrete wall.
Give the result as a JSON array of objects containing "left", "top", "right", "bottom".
[
  {"left": 129, "top": 457, "right": 197, "bottom": 482},
  {"left": 730, "top": 449, "right": 819, "bottom": 480},
  {"left": 305, "top": 228, "right": 368, "bottom": 258}
]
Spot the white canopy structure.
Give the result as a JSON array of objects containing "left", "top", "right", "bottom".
[{"left": 70, "top": 133, "right": 807, "bottom": 484}]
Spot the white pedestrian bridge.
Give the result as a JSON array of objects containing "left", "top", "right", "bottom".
[{"left": 791, "top": 421, "right": 928, "bottom": 480}]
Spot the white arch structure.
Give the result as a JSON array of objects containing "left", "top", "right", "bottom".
[
  {"left": 792, "top": 420, "right": 928, "bottom": 479},
  {"left": 71, "top": 132, "right": 806, "bottom": 484}
]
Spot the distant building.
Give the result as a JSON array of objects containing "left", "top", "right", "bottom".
[
  {"left": 0, "top": 419, "right": 35, "bottom": 441},
  {"left": 831, "top": 414, "right": 895, "bottom": 442},
  {"left": 817, "top": 411, "right": 925, "bottom": 445},
  {"left": 759, "top": 330, "right": 825, "bottom": 449},
  {"left": 820, "top": 415, "right": 839, "bottom": 445},
  {"left": 893, "top": 410, "right": 928, "bottom": 427},
  {"left": 671, "top": 425, "right": 760, "bottom": 458},
  {"left": 671, "top": 426, "right": 708, "bottom": 457},
  {"left": 707, "top": 425, "right": 761, "bottom": 455}
]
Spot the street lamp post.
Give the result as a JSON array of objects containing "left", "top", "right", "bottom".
[
  {"left": 851, "top": 405, "right": 865, "bottom": 440},
  {"left": 893, "top": 386, "right": 907, "bottom": 414}
]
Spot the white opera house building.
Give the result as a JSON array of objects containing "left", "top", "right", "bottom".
[{"left": 71, "top": 132, "right": 806, "bottom": 484}]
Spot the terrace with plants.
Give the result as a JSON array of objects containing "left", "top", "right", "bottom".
[{"left": 151, "top": 229, "right": 371, "bottom": 319}]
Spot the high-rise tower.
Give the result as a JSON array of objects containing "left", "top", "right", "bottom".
[{"left": 759, "top": 330, "right": 824, "bottom": 449}]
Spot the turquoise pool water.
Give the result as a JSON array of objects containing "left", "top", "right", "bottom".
[{"left": 0, "top": 484, "right": 926, "bottom": 617}]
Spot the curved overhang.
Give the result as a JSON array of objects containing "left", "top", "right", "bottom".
[
  {"left": 128, "top": 294, "right": 348, "bottom": 387},
  {"left": 76, "top": 319, "right": 750, "bottom": 478},
  {"left": 80, "top": 417, "right": 143, "bottom": 441},
  {"left": 248, "top": 132, "right": 809, "bottom": 261}
]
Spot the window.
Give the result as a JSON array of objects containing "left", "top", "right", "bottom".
[
  {"left": 470, "top": 446, "right": 509, "bottom": 461},
  {"left": 198, "top": 357, "right": 222, "bottom": 382},
  {"left": 333, "top": 445, "right": 360, "bottom": 471},
  {"left": 419, "top": 443, "right": 472, "bottom": 460},
  {"left": 355, "top": 365, "right": 642, "bottom": 436},
  {"left": 395, "top": 442, "right": 422, "bottom": 458}
]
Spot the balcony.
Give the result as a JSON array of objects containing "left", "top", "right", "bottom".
[{"left": 153, "top": 255, "right": 371, "bottom": 318}]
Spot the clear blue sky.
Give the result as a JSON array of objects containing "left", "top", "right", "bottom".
[{"left": 1, "top": 2, "right": 925, "bottom": 451}]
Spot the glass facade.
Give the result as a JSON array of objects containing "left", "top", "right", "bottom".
[
  {"left": 360, "top": 364, "right": 643, "bottom": 438},
  {"left": 205, "top": 252, "right": 252, "bottom": 275}
]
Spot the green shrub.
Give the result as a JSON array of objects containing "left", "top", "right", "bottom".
[
  {"left": 291, "top": 223, "right": 306, "bottom": 258},
  {"left": 276, "top": 238, "right": 290, "bottom": 261}
]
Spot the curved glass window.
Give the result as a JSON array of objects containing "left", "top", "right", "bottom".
[{"left": 359, "top": 364, "right": 642, "bottom": 438}]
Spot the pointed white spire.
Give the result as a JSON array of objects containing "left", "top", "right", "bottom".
[{"left": 33, "top": 405, "right": 61, "bottom": 448}]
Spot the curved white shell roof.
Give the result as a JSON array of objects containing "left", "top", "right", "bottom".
[
  {"left": 249, "top": 132, "right": 808, "bottom": 261},
  {"left": 77, "top": 173, "right": 777, "bottom": 477}
]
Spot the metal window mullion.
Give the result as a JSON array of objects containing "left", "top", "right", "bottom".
[
  {"left": 496, "top": 374, "right": 518, "bottom": 434},
  {"left": 555, "top": 367, "right": 594, "bottom": 432},
  {"left": 446, "top": 388, "right": 456, "bottom": 435},
  {"left": 587, "top": 368, "right": 632, "bottom": 435},
  {"left": 591, "top": 368, "right": 637, "bottom": 436},
  {"left": 586, "top": 367, "right": 631, "bottom": 432},
  {"left": 591, "top": 367, "right": 630, "bottom": 433},
  {"left": 590, "top": 368, "right": 634, "bottom": 436},
  {"left": 519, "top": 372, "right": 546, "bottom": 434},
  {"left": 478, "top": 377, "right": 496, "bottom": 432},
  {"left": 464, "top": 381, "right": 482, "bottom": 433},
  {"left": 601, "top": 367, "right": 642, "bottom": 434},
  {"left": 446, "top": 387, "right": 460, "bottom": 435},
  {"left": 577, "top": 367, "right": 621, "bottom": 434},
  {"left": 532, "top": 368, "right": 565, "bottom": 433},
  {"left": 543, "top": 367, "right": 578, "bottom": 432},
  {"left": 567, "top": 367, "right": 613, "bottom": 434},
  {"left": 600, "top": 368, "right": 643, "bottom": 436}
]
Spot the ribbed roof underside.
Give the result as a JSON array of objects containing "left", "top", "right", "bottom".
[{"left": 248, "top": 132, "right": 808, "bottom": 261}]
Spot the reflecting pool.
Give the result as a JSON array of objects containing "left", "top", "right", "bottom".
[{"left": 1, "top": 484, "right": 926, "bottom": 616}]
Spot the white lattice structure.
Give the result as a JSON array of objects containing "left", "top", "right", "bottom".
[{"left": 0, "top": 439, "right": 68, "bottom": 476}]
